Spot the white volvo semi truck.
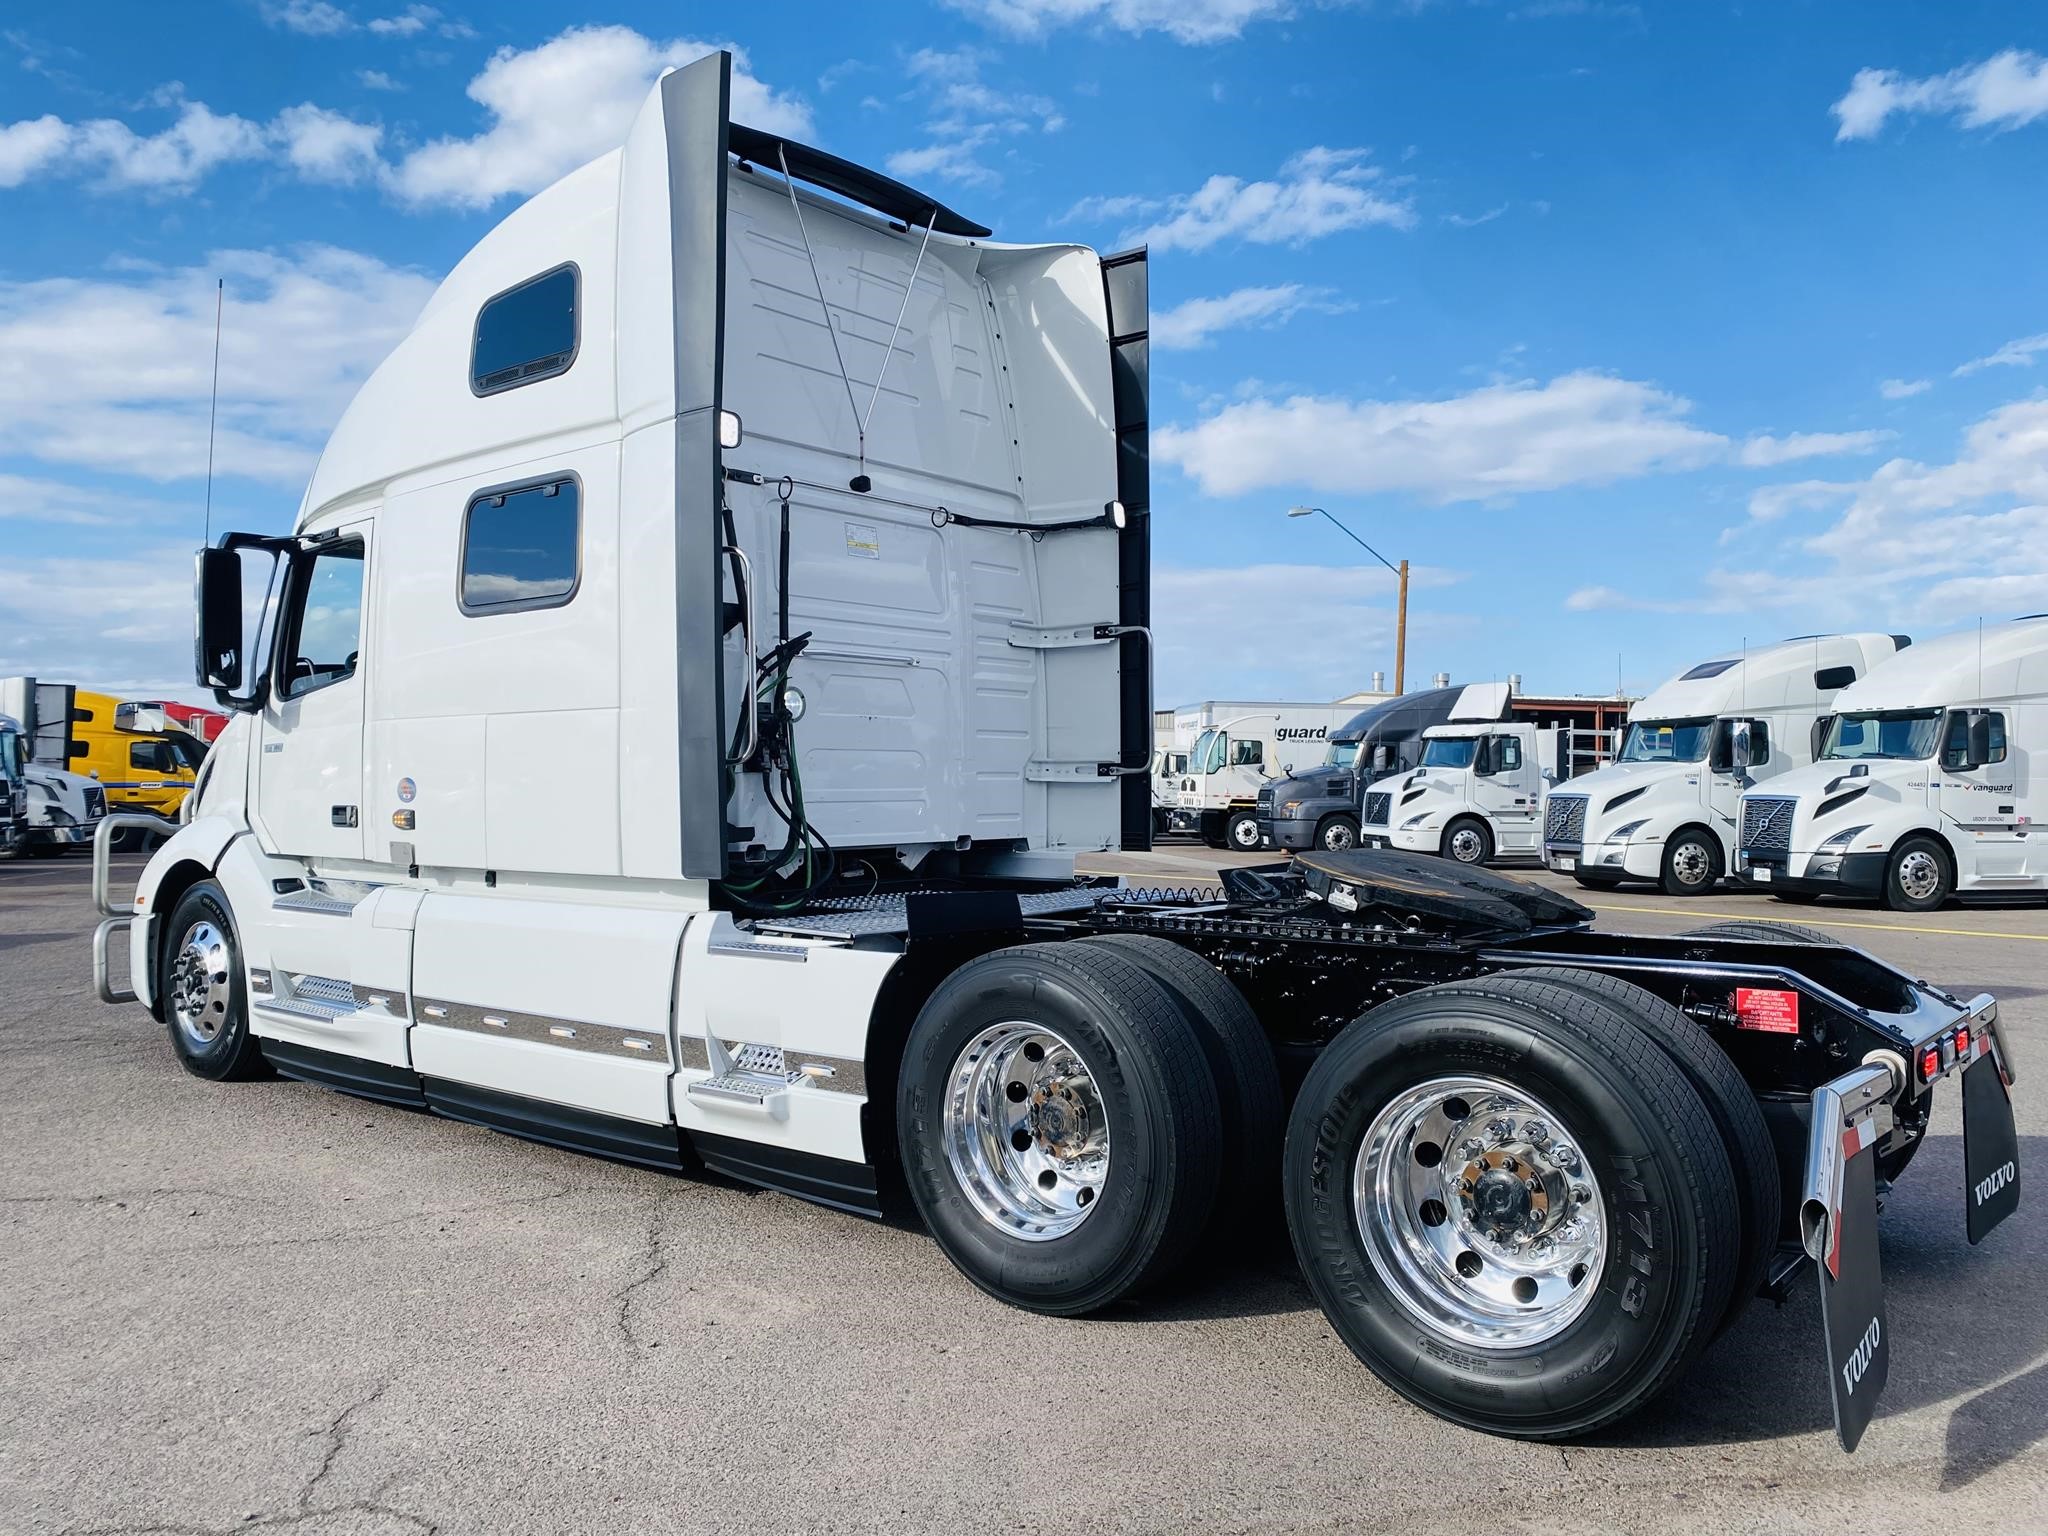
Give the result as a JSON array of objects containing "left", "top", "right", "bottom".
[
  {"left": 1734, "top": 618, "right": 2048, "bottom": 910},
  {"left": 90, "top": 54, "right": 2020, "bottom": 1452},
  {"left": 1360, "top": 718, "right": 1561, "bottom": 866},
  {"left": 1541, "top": 635, "right": 1907, "bottom": 897}
]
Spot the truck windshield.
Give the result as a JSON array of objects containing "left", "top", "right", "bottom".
[
  {"left": 1822, "top": 709, "right": 1943, "bottom": 762},
  {"left": 1619, "top": 717, "right": 1713, "bottom": 763},
  {"left": 1324, "top": 741, "right": 1360, "bottom": 769},
  {"left": 1191, "top": 728, "right": 1225, "bottom": 775},
  {"left": 0, "top": 729, "right": 20, "bottom": 781},
  {"left": 1420, "top": 737, "right": 1478, "bottom": 769}
]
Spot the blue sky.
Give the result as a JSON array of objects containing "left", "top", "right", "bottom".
[{"left": 4, "top": 1, "right": 2048, "bottom": 707}]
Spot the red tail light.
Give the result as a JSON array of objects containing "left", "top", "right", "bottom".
[
  {"left": 1920, "top": 1046, "right": 1942, "bottom": 1081},
  {"left": 1955, "top": 1026, "right": 1972, "bottom": 1058}
]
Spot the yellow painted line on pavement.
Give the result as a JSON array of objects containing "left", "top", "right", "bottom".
[{"left": 1584, "top": 904, "right": 2048, "bottom": 943}]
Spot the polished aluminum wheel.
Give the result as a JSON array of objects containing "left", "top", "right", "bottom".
[
  {"left": 1896, "top": 848, "right": 1942, "bottom": 903},
  {"left": 1355, "top": 1075, "right": 1606, "bottom": 1347},
  {"left": 169, "top": 919, "right": 233, "bottom": 1051},
  {"left": 1447, "top": 826, "right": 1486, "bottom": 863},
  {"left": 1670, "top": 839, "right": 1714, "bottom": 888},
  {"left": 1323, "top": 821, "right": 1357, "bottom": 851},
  {"left": 1229, "top": 816, "right": 1262, "bottom": 851},
  {"left": 943, "top": 1023, "right": 1109, "bottom": 1241}
]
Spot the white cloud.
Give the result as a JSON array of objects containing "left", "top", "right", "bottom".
[
  {"left": 357, "top": 69, "right": 403, "bottom": 91},
  {"left": 1880, "top": 377, "right": 1930, "bottom": 399},
  {"left": 0, "top": 246, "right": 435, "bottom": 487},
  {"left": 1063, "top": 191, "right": 1161, "bottom": 224},
  {"left": 1736, "top": 429, "right": 1890, "bottom": 467},
  {"left": 1954, "top": 331, "right": 2048, "bottom": 376},
  {"left": 0, "top": 547, "right": 213, "bottom": 698},
  {"left": 1742, "top": 479, "right": 1850, "bottom": 525},
  {"left": 1116, "top": 147, "right": 1415, "bottom": 252},
  {"left": 385, "top": 26, "right": 811, "bottom": 210},
  {"left": 1444, "top": 204, "right": 1508, "bottom": 228},
  {"left": 0, "top": 114, "right": 74, "bottom": 186},
  {"left": 1661, "top": 396, "right": 2048, "bottom": 629},
  {"left": 1152, "top": 284, "right": 1345, "bottom": 350},
  {"left": 261, "top": 0, "right": 354, "bottom": 36},
  {"left": 943, "top": 0, "right": 1293, "bottom": 44},
  {"left": 1833, "top": 49, "right": 2048, "bottom": 141},
  {"left": 886, "top": 47, "right": 1064, "bottom": 189},
  {"left": 72, "top": 100, "right": 271, "bottom": 190},
  {"left": 367, "top": 4, "right": 434, "bottom": 36},
  {"left": 1156, "top": 372, "right": 1726, "bottom": 502},
  {"left": 274, "top": 104, "right": 385, "bottom": 184}
]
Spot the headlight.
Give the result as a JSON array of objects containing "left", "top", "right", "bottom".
[
  {"left": 1604, "top": 819, "right": 1648, "bottom": 843},
  {"left": 1281, "top": 800, "right": 1302, "bottom": 816},
  {"left": 1819, "top": 824, "right": 1870, "bottom": 850},
  {"left": 1401, "top": 813, "right": 1432, "bottom": 830}
]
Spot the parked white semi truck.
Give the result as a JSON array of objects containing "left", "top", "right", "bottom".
[
  {"left": 1360, "top": 719, "right": 1563, "bottom": 865},
  {"left": 1541, "top": 634, "right": 1907, "bottom": 897},
  {"left": 90, "top": 55, "right": 2021, "bottom": 1452},
  {"left": 1734, "top": 618, "right": 2048, "bottom": 910},
  {"left": 1169, "top": 699, "right": 1366, "bottom": 849}
]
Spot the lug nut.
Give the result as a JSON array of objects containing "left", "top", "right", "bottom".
[
  {"left": 1460, "top": 1139, "right": 1485, "bottom": 1160},
  {"left": 1487, "top": 1117, "right": 1515, "bottom": 1141},
  {"left": 1522, "top": 1120, "right": 1550, "bottom": 1145},
  {"left": 1551, "top": 1144, "right": 1579, "bottom": 1172}
]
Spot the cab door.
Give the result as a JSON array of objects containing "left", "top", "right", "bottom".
[
  {"left": 255, "top": 523, "right": 371, "bottom": 863},
  {"left": 1475, "top": 734, "right": 1541, "bottom": 852}
]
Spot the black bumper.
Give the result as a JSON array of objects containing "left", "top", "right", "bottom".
[
  {"left": 1262, "top": 817, "right": 1317, "bottom": 850},
  {"left": 1737, "top": 851, "right": 1886, "bottom": 897}
]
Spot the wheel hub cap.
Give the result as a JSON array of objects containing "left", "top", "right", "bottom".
[
  {"left": 169, "top": 920, "right": 232, "bottom": 1049},
  {"left": 1899, "top": 851, "right": 1939, "bottom": 900},
  {"left": 1451, "top": 829, "right": 1483, "bottom": 862},
  {"left": 944, "top": 1024, "right": 1110, "bottom": 1242},
  {"left": 1355, "top": 1075, "right": 1606, "bottom": 1347},
  {"left": 1674, "top": 844, "right": 1710, "bottom": 884}
]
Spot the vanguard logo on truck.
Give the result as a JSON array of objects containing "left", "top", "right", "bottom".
[{"left": 1275, "top": 725, "right": 1330, "bottom": 742}]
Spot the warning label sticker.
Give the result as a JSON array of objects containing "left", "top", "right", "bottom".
[
  {"left": 844, "top": 522, "right": 881, "bottom": 559},
  {"left": 1734, "top": 987, "right": 1800, "bottom": 1034}
]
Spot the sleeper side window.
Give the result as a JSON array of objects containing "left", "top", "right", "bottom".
[
  {"left": 278, "top": 543, "right": 366, "bottom": 701},
  {"left": 460, "top": 477, "right": 580, "bottom": 614},
  {"left": 471, "top": 264, "right": 578, "bottom": 396}
]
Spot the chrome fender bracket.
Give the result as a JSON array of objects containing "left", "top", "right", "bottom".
[{"left": 93, "top": 916, "right": 134, "bottom": 1004}]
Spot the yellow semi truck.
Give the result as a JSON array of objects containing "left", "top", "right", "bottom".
[{"left": 69, "top": 690, "right": 207, "bottom": 822}]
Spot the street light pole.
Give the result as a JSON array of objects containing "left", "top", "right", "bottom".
[{"left": 1288, "top": 506, "right": 1408, "bottom": 695}]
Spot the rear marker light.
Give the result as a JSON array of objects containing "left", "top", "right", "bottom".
[
  {"left": 1955, "top": 1026, "right": 1972, "bottom": 1058},
  {"left": 1920, "top": 1046, "right": 1941, "bottom": 1081}
]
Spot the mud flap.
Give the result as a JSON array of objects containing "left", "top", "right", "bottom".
[
  {"left": 1801, "top": 1063, "right": 1893, "bottom": 1452},
  {"left": 1963, "top": 1051, "right": 2021, "bottom": 1244}
]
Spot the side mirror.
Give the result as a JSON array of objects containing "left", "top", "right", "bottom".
[
  {"left": 1967, "top": 712, "right": 2004, "bottom": 769},
  {"left": 196, "top": 548, "right": 245, "bottom": 693},
  {"left": 1727, "top": 720, "right": 1752, "bottom": 773}
]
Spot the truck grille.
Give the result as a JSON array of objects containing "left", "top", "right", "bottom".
[
  {"left": 1544, "top": 795, "right": 1586, "bottom": 846},
  {"left": 83, "top": 786, "right": 106, "bottom": 818},
  {"left": 1363, "top": 791, "right": 1392, "bottom": 827},
  {"left": 1257, "top": 785, "right": 1275, "bottom": 812},
  {"left": 1741, "top": 796, "right": 1798, "bottom": 856}
]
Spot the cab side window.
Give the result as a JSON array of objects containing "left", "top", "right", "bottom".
[
  {"left": 1495, "top": 737, "right": 1522, "bottom": 772},
  {"left": 129, "top": 741, "right": 172, "bottom": 773},
  {"left": 471, "top": 265, "right": 578, "bottom": 395},
  {"left": 1943, "top": 711, "right": 2008, "bottom": 770},
  {"left": 278, "top": 543, "right": 365, "bottom": 701},
  {"left": 1230, "top": 738, "right": 1263, "bottom": 768}
]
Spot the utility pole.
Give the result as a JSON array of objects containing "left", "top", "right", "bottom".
[{"left": 1289, "top": 506, "right": 1408, "bottom": 694}]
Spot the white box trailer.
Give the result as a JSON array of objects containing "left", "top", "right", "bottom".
[
  {"left": 1735, "top": 618, "right": 2048, "bottom": 909},
  {"left": 1540, "top": 634, "right": 1907, "bottom": 897},
  {"left": 1168, "top": 699, "right": 1371, "bottom": 849},
  {"left": 89, "top": 54, "right": 2022, "bottom": 1452}
]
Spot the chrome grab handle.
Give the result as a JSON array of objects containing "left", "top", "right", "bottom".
[
  {"left": 92, "top": 812, "right": 180, "bottom": 918},
  {"left": 1105, "top": 624, "right": 1155, "bottom": 776},
  {"left": 723, "top": 541, "right": 759, "bottom": 766}
]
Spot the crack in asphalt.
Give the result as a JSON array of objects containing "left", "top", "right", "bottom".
[{"left": 612, "top": 1192, "right": 672, "bottom": 1348}]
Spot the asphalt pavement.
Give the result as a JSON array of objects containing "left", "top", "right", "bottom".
[{"left": 3, "top": 846, "right": 2045, "bottom": 1535}]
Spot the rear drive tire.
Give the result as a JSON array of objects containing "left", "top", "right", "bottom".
[
  {"left": 1078, "top": 933, "right": 1283, "bottom": 1222},
  {"left": 1884, "top": 835, "right": 1953, "bottom": 912},
  {"left": 1200, "top": 812, "right": 1228, "bottom": 850},
  {"left": 1284, "top": 974, "right": 1738, "bottom": 1440},
  {"left": 27, "top": 842, "right": 65, "bottom": 859},
  {"left": 1659, "top": 828, "right": 1721, "bottom": 897},
  {"left": 1226, "top": 810, "right": 1262, "bottom": 852},
  {"left": 1683, "top": 919, "right": 1839, "bottom": 947},
  {"left": 158, "top": 881, "right": 268, "bottom": 1081},
  {"left": 1317, "top": 814, "right": 1360, "bottom": 852},
  {"left": 1502, "top": 967, "right": 1780, "bottom": 1334},
  {"left": 1441, "top": 816, "right": 1493, "bottom": 866},
  {"left": 898, "top": 943, "right": 1223, "bottom": 1316},
  {"left": 1572, "top": 871, "right": 1623, "bottom": 891}
]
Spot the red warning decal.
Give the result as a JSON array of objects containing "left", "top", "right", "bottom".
[{"left": 1734, "top": 987, "right": 1800, "bottom": 1034}]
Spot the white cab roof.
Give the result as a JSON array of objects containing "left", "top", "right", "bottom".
[
  {"left": 1833, "top": 619, "right": 2048, "bottom": 711},
  {"left": 1629, "top": 633, "right": 1904, "bottom": 721}
]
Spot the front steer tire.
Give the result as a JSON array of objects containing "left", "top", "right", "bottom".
[
  {"left": 158, "top": 881, "right": 268, "bottom": 1081},
  {"left": 1659, "top": 827, "right": 1722, "bottom": 897},
  {"left": 1284, "top": 974, "right": 1739, "bottom": 1440},
  {"left": 898, "top": 943, "right": 1223, "bottom": 1316}
]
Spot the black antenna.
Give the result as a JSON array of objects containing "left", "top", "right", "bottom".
[{"left": 202, "top": 276, "right": 222, "bottom": 547}]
